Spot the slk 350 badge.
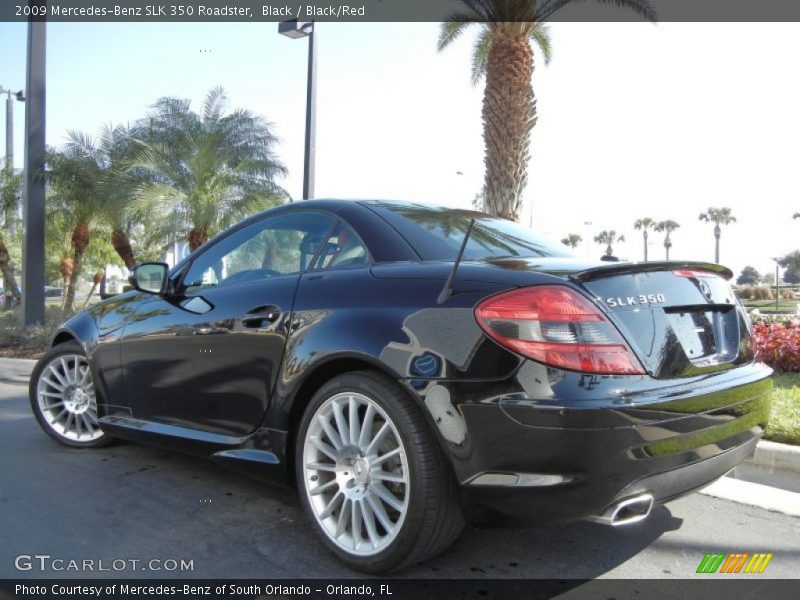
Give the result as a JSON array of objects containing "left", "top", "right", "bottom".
[{"left": 606, "top": 294, "right": 666, "bottom": 307}]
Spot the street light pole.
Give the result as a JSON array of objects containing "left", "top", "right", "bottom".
[
  {"left": 1, "top": 85, "right": 25, "bottom": 309},
  {"left": 303, "top": 26, "right": 316, "bottom": 200},
  {"left": 1, "top": 86, "right": 25, "bottom": 222},
  {"left": 279, "top": 20, "right": 316, "bottom": 201},
  {"left": 21, "top": 14, "right": 46, "bottom": 330},
  {"left": 4, "top": 92, "right": 11, "bottom": 171}
]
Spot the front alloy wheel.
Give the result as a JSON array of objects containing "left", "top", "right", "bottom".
[
  {"left": 296, "top": 372, "right": 463, "bottom": 573},
  {"left": 29, "top": 342, "right": 109, "bottom": 447}
]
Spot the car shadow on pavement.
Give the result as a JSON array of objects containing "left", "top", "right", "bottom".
[{"left": 419, "top": 506, "right": 683, "bottom": 579}]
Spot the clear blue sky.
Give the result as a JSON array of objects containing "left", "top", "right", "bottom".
[{"left": 1, "top": 21, "right": 797, "bottom": 279}]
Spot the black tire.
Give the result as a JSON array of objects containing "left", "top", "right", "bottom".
[
  {"left": 29, "top": 341, "right": 112, "bottom": 448},
  {"left": 295, "top": 371, "right": 464, "bottom": 573}
]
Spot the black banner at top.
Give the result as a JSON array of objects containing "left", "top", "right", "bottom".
[{"left": 4, "top": 0, "right": 800, "bottom": 23}]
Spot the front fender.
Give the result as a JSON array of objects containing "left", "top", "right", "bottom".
[
  {"left": 52, "top": 311, "right": 98, "bottom": 356},
  {"left": 53, "top": 291, "right": 147, "bottom": 412}
]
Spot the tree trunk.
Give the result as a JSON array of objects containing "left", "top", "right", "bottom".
[
  {"left": 64, "top": 250, "right": 84, "bottom": 311},
  {"left": 82, "top": 270, "right": 105, "bottom": 310},
  {"left": 665, "top": 237, "right": 671, "bottom": 260},
  {"left": 643, "top": 230, "right": 648, "bottom": 261},
  {"left": 64, "top": 222, "right": 90, "bottom": 312},
  {"left": 481, "top": 30, "right": 535, "bottom": 222},
  {"left": 261, "top": 237, "right": 277, "bottom": 269},
  {"left": 0, "top": 237, "right": 21, "bottom": 306},
  {"left": 59, "top": 257, "right": 73, "bottom": 291},
  {"left": 714, "top": 224, "right": 721, "bottom": 263},
  {"left": 187, "top": 225, "right": 209, "bottom": 252},
  {"left": 111, "top": 228, "right": 136, "bottom": 269}
]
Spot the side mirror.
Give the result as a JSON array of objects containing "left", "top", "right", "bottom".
[{"left": 129, "top": 262, "right": 169, "bottom": 294}]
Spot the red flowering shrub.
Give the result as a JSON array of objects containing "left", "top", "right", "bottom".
[{"left": 747, "top": 317, "right": 800, "bottom": 372}]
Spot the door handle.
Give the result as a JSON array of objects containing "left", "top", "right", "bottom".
[{"left": 240, "top": 305, "right": 281, "bottom": 328}]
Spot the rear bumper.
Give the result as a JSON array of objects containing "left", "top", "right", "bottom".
[
  {"left": 413, "top": 362, "right": 772, "bottom": 522},
  {"left": 462, "top": 435, "right": 758, "bottom": 522}
]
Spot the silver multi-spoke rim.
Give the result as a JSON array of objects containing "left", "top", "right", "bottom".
[
  {"left": 303, "top": 392, "right": 410, "bottom": 556},
  {"left": 36, "top": 354, "right": 103, "bottom": 442}
]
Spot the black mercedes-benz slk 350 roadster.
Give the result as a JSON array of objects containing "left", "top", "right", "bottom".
[{"left": 30, "top": 200, "right": 772, "bottom": 572}]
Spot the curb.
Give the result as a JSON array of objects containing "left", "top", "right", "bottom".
[
  {"left": 0, "top": 357, "right": 36, "bottom": 385},
  {"left": 743, "top": 440, "right": 800, "bottom": 476},
  {"left": 699, "top": 477, "right": 800, "bottom": 517}
]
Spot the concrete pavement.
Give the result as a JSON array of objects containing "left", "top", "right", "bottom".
[{"left": 0, "top": 357, "right": 36, "bottom": 385}]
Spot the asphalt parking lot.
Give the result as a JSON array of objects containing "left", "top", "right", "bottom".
[{"left": 1, "top": 382, "right": 798, "bottom": 580}]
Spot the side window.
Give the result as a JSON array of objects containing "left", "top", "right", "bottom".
[
  {"left": 182, "top": 211, "right": 336, "bottom": 293},
  {"left": 313, "top": 222, "right": 369, "bottom": 270}
]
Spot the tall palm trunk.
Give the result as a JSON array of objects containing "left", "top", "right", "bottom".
[
  {"left": 0, "top": 237, "right": 21, "bottom": 306},
  {"left": 187, "top": 225, "right": 209, "bottom": 252},
  {"left": 111, "top": 228, "right": 136, "bottom": 269},
  {"left": 482, "top": 30, "right": 535, "bottom": 221},
  {"left": 642, "top": 230, "right": 648, "bottom": 261},
  {"left": 664, "top": 237, "right": 671, "bottom": 260},
  {"left": 64, "top": 222, "right": 90, "bottom": 311},
  {"left": 714, "top": 224, "right": 721, "bottom": 263}
]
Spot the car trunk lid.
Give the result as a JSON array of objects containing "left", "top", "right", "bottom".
[{"left": 565, "top": 262, "right": 750, "bottom": 378}]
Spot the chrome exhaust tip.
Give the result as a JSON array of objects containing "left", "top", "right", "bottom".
[{"left": 588, "top": 493, "right": 654, "bottom": 526}]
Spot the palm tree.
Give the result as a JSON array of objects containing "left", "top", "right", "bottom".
[
  {"left": 654, "top": 220, "right": 680, "bottom": 260},
  {"left": 633, "top": 217, "right": 656, "bottom": 261},
  {"left": 59, "top": 125, "right": 148, "bottom": 270},
  {"left": 437, "top": 1, "right": 655, "bottom": 222},
  {"left": 47, "top": 137, "right": 108, "bottom": 311},
  {"left": 560, "top": 233, "right": 582, "bottom": 249},
  {"left": 94, "top": 124, "right": 144, "bottom": 269},
  {"left": 698, "top": 207, "right": 736, "bottom": 264},
  {"left": 0, "top": 165, "right": 22, "bottom": 307},
  {"left": 0, "top": 238, "right": 20, "bottom": 308},
  {"left": 132, "top": 87, "right": 287, "bottom": 251},
  {"left": 594, "top": 230, "right": 625, "bottom": 257}
]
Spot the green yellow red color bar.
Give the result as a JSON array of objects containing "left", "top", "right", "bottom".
[{"left": 696, "top": 552, "right": 773, "bottom": 574}]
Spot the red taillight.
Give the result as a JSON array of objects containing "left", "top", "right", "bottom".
[
  {"left": 672, "top": 269, "right": 720, "bottom": 279},
  {"left": 475, "top": 285, "right": 645, "bottom": 375}
]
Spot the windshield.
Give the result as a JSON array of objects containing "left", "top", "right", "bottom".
[{"left": 363, "top": 201, "right": 574, "bottom": 261}]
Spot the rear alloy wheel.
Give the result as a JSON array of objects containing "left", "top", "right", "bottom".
[
  {"left": 304, "top": 391, "right": 410, "bottom": 555},
  {"left": 296, "top": 372, "right": 463, "bottom": 573},
  {"left": 29, "top": 342, "right": 110, "bottom": 448}
]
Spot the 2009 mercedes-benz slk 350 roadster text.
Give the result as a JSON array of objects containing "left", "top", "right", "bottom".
[{"left": 29, "top": 200, "right": 772, "bottom": 572}]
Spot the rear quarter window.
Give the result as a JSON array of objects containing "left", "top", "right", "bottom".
[{"left": 363, "top": 201, "right": 573, "bottom": 261}]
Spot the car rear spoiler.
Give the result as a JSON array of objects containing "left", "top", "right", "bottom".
[{"left": 568, "top": 261, "right": 733, "bottom": 282}]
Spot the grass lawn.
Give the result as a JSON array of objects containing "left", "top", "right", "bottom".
[{"left": 766, "top": 373, "right": 800, "bottom": 445}]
